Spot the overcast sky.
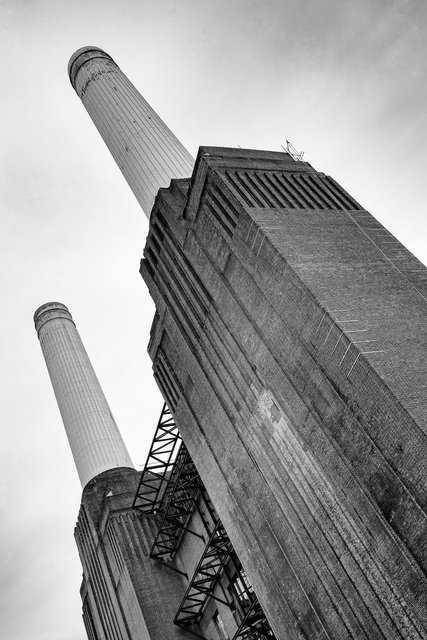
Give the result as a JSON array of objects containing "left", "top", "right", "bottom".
[{"left": 0, "top": 1, "right": 426, "bottom": 639}]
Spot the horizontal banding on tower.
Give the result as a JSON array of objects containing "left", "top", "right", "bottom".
[
  {"left": 68, "top": 46, "right": 116, "bottom": 91},
  {"left": 34, "top": 301, "right": 75, "bottom": 335}
]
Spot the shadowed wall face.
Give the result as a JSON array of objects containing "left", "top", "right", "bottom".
[
  {"left": 34, "top": 302, "right": 134, "bottom": 487},
  {"left": 141, "top": 148, "right": 427, "bottom": 640},
  {"left": 68, "top": 46, "right": 194, "bottom": 218}
]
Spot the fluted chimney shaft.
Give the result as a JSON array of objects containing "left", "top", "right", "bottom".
[
  {"left": 68, "top": 46, "right": 194, "bottom": 217},
  {"left": 34, "top": 302, "right": 133, "bottom": 487}
]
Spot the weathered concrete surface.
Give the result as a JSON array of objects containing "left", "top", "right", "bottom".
[{"left": 142, "top": 148, "right": 427, "bottom": 640}]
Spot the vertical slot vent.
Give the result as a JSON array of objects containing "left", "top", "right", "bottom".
[
  {"left": 253, "top": 172, "right": 287, "bottom": 207},
  {"left": 283, "top": 174, "right": 314, "bottom": 207},
  {"left": 224, "top": 171, "right": 255, "bottom": 207},
  {"left": 223, "top": 169, "right": 362, "bottom": 210},
  {"left": 292, "top": 174, "right": 325, "bottom": 208},
  {"left": 324, "top": 176, "right": 361, "bottom": 209},
  {"left": 240, "top": 171, "right": 275, "bottom": 207},
  {"left": 271, "top": 173, "right": 303, "bottom": 207},
  {"left": 303, "top": 174, "right": 337, "bottom": 209},
  {"left": 204, "top": 184, "right": 240, "bottom": 237}
]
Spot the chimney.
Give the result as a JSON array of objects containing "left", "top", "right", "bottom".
[
  {"left": 68, "top": 46, "right": 194, "bottom": 218},
  {"left": 34, "top": 302, "right": 134, "bottom": 487}
]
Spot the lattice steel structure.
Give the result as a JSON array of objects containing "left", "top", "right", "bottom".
[
  {"left": 233, "top": 600, "right": 277, "bottom": 640},
  {"left": 149, "top": 442, "right": 204, "bottom": 563},
  {"left": 133, "top": 405, "right": 275, "bottom": 640},
  {"left": 133, "top": 403, "right": 181, "bottom": 515},
  {"left": 173, "top": 517, "right": 275, "bottom": 640},
  {"left": 174, "top": 522, "right": 234, "bottom": 630}
]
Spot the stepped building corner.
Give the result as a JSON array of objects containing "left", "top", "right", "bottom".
[{"left": 35, "top": 46, "right": 427, "bottom": 640}]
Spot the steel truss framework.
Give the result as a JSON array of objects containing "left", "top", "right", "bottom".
[
  {"left": 132, "top": 403, "right": 204, "bottom": 566},
  {"left": 133, "top": 403, "right": 276, "bottom": 640},
  {"left": 150, "top": 441, "right": 203, "bottom": 562},
  {"left": 132, "top": 403, "right": 181, "bottom": 515},
  {"left": 174, "top": 521, "right": 234, "bottom": 630},
  {"left": 174, "top": 521, "right": 276, "bottom": 640},
  {"left": 233, "top": 600, "right": 277, "bottom": 640}
]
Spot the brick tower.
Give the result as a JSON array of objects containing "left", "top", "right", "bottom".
[{"left": 58, "top": 46, "right": 427, "bottom": 639}]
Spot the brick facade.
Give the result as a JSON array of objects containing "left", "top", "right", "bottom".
[
  {"left": 141, "top": 147, "right": 427, "bottom": 640},
  {"left": 76, "top": 468, "right": 193, "bottom": 640}
]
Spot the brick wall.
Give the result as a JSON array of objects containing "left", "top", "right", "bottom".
[{"left": 142, "top": 147, "right": 427, "bottom": 640}]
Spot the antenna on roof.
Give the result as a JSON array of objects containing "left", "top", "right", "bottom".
[{"left": 281, "top": 140, "right": 305, "bottom": 162}]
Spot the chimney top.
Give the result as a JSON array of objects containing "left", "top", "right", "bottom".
[
  {"left": 34, "top": 301, "right": 74, "bottom": 335},
  {"left": 68, "top": 46, "right": 115, "bottom": 90},
  {"left": 34, "top": 301, "right": 134, "bottom": 486}
]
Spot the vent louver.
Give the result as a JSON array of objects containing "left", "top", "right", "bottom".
[{"left": 224, "top": 170, "right": 361, "bottom": 211}]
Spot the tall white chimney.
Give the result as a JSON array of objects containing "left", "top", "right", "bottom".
[
  {"left": 34, "top": 302, "right": 134, "bottom": 487},
  {"left": 68, "top": 46, "right": 194, "bottom": 218}
]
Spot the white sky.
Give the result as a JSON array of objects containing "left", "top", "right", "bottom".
[{"left": 0, "top": 1, "right": 426, "bottom": 639}]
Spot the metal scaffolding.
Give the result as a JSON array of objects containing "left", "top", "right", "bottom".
[
  {"left": 174, "top": 521, "right": 234, "bottom": 630},
  {"left": 133, "top": 403, "right": 204, "bottom": 567},
  {"left": 134, "top": 404, "right": 276, "bottom": 640},
  {"left": 149, "top": 442, "right": 203, "bottom": 562},
  {"left": 132, "top": 403, "right": 181, "bottom": 515},
  {"left": 232, "top": 600, "right": 276, "bottom": 640},
  {"left": 174, "top": 518, "right": 276, "bottom": 640}
]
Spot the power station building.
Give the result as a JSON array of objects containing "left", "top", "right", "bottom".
[{"left": 35, "top": 47, "right": 427, "bottom": 640}]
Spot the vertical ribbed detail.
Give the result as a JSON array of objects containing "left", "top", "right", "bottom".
[
  {"left": 203, "top": 182, "right": 240, "bottom": 237},
  {"left": 82, "top": 596, "right": 99, "bottom": 640},
  {"left": 68, "top": 47, "right": 194, "bottom": 218},
  {"left": 105, "top": 521, "right": 125, "bottom": 574},
  {"left": 76, "top": 509, "right": 125, "bottom": 640},
  {"left": 34, "top": 302, "right": 133, "bottom": 487},
  {"left": 222, "top": 170, "right": 362, "bottom": 210}
]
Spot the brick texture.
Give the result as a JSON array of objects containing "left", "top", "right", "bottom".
[
  {"left": 142, "top": 147, "right": 427, "bottom": 640},
  {"left": 75, "top": 468, "right": 193, "bottom": 640}
]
